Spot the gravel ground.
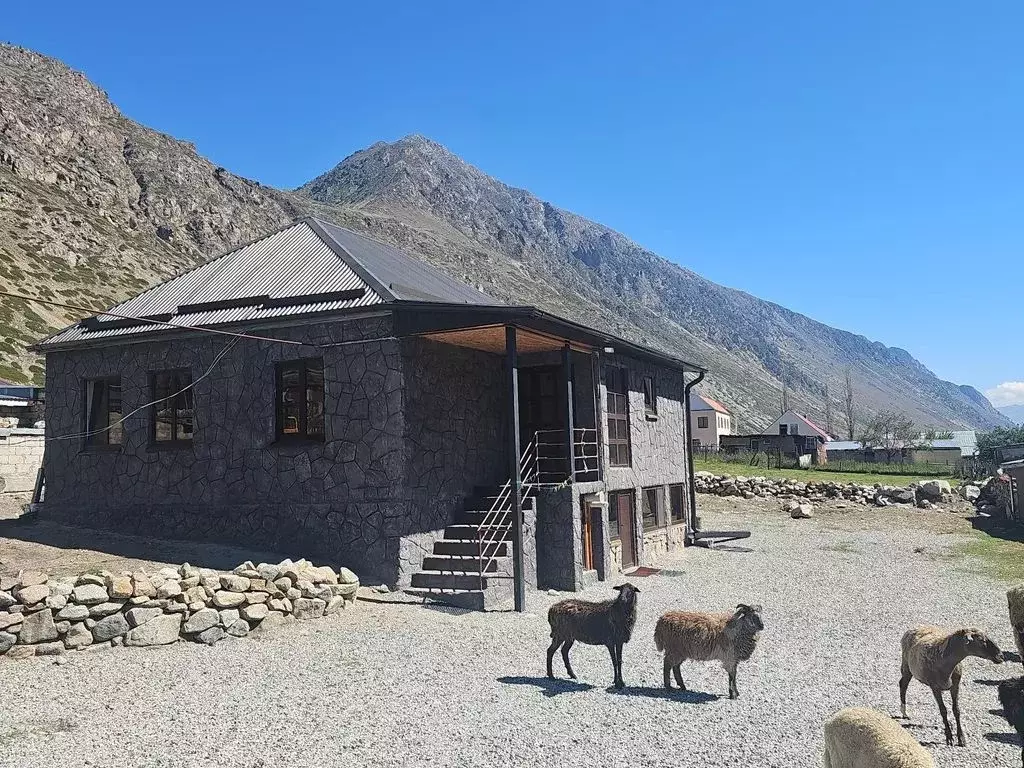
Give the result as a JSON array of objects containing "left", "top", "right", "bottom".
[{"left": 0, "top": 501, "right": 1020, "bottom": 768}]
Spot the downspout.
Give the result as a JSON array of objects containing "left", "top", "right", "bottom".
[{"left": 683, "top": 368, "right": 706, "bottom": 545}]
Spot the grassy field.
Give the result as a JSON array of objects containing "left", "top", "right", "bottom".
[{"left": 693, "top": 456, "right": 956, "bottom": 486}]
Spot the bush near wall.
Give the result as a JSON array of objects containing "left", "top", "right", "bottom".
[{"left": 0, "top": 559, "right": 360, "bottom": 659}]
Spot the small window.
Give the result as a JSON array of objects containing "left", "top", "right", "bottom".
[
  {"left": 150, "top": 370, "right": 194, "bottom": 444},
  {"left": 691, "top": 438, "right": 700, "bottom": 449},
  {"left": 85, "top": 377, "right": 123, "bottom": 447},
  {"left": 779, "top": 424, "right": 788, "bottom": 436},
  {"left": 642, "top": 486, "right": 663, "bottom": 530},
  {"left": 607, "top": 500, "right": 620, "bottom": 540},
  {"left": 276, "top": 359, "right": 325, "bottom": 441},
  {"left": 669, "top": 483, "right": 685, "bottom": 523},
  {"left": 606, "top": 366, "right": 630, "bottom": 467},
  {"left": 697, "top": 416, "right": 709, "bottom": 429},
  {"left": 642, "top": 375, "right": 657, "bottom": 416}
]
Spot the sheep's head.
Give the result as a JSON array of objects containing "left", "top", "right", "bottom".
[
  {"left": 612, "top": 583, "right": 640, "bottom": 609},
  {"left": 734, "top": 603, "right": 764, "bottom": 632},
  {"left": 958, "top": 628, "right": 1003, "bottom": 664}
]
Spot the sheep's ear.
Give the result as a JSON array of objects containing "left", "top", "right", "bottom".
[
  {"left": 735, "top": 603, "right": 748, "bottom": 612},
  {"left": 750, "top": 604, "right": 763, "bottom": 613},
  {"left": 612, "top": 584, "right": 624, "bottom": 592}
]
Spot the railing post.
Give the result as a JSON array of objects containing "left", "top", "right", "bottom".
[
  {"left": 505, "top": 325, "right": 525, "bottom": 612},
  {"left": 562, "top": 343, "right": 575, "bottom": 483}
]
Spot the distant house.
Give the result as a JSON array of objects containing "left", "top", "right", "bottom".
[
  {"left": 722, "top": 409, "right": 832, "bottom": 464},
  {"left": 0, "top": 379, "right": 44, "bottom": 427},
  {"left": 824, "top": 430, "right": 978, "bottom": 466},
  {"left": 688, "top": 393, "right": 733, "bottom": 448}
]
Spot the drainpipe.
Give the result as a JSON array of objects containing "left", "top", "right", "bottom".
[{"left": 683, "top": 369, "right": 706, "bottom": 545}]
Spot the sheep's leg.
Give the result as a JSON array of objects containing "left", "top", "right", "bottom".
[
  {"left": 615, "top": 643, "right": 625, "bottom": 689},
  {"left": 663, "top": 658, "right": 673, "bottom": 689},
  {"left": 561, "top": 639, "right": 577, "bottom": 679},
  {"left": 607, "top": 643, "right": 623, "bottom": 689},
  {"left": 898, "top": 664, "right": 912, "bottom": 719},
  {"left": 546, "top": 639, "right": 562, "bottom": 679},
  {"left": 727, "top": 663, "right": 739, "bottom": 699},
  {"left": 950, "top": 671, "right": 966, "bottom": 747},
  {"left": 932, "top": 687, "right": 954, "bottom": 747},
  {"left": 673, "top": 664, "right": 686, "bottom": 691}
]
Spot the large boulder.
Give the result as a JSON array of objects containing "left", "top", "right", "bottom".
[
  {"left": 125, "top": 613, "right": 181, "bottom": 647},
  {"left": 64, "top": 623, "right": 93, "bottom": 649},
  {"left": 91, "top": 613, "right": 130, "bottom": 642},
  {"left": 182, "top": 608, "right": 219, "bottom": 634},
  {"left": 72, "top": 583, "right": 109, "bottom": 605},
  {"left": 790, "top": 504, "right": 814, "bottom": 519},
  {"left": 15, "top": 584, "right": 50, "bottom": 606},
  {"left": 960, "top": 484, "right": 982, "bottom": 502},
  {"left": 919, "top": 480, "right": 952, "bottom": 500},
  {"left": 20, "top": 608, "right": 58, "bottom": 644}
]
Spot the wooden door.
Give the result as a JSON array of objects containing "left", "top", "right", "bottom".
[
  {"left": 519, "top": 366, "right": 567, "bottom": 481},
  {"left": 581, "top": 500, "right": 595, "bottom": 571},
  {"left": 614, "top": 491, "right": 636, "bottom": 569}
]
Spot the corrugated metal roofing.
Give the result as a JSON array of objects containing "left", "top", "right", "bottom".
[{"left": 37, "top": 217, "right": 501, "bottom": 348}]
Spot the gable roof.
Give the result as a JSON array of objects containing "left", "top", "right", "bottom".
[
  {"left": 768, "top": 409, "right": 833, "bottom": 441},
  {"left": 34, "top": 218, "right": 500, "bottom": 348},
  {"left": 690, "top": 393, "right": 731, "bottom": 414}
]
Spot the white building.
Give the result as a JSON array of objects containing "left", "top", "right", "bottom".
[
  {"left": 689, "top": 393, "right": 733, "bottom": 448},
  {"left": 763, "top": 409, "right": 833, "bottom": 442}
]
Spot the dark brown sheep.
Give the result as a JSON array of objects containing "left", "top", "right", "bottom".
[{"left": 546, "top": 583, "right": 640, "bottom": 689}]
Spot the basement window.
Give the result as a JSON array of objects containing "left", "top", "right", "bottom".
[
  {"left": 150, "top": 369, "right": 195, "bottom": 444},
  {"left": 670, "top": 483, "right": 685, "bottom": 523},
  {"left": 84, "top": 376, "right": 123, "bottom": 447},
  {"left": 642, "top": 375, "right": 657, "bottom": 417},
  {"left": 276, "top": 359, "right": 325, "bottom": 441}
]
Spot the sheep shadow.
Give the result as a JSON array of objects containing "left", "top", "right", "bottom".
[
  {"left": 984, "top": 731, "right": 1021, "bottom": 746},
  {"left": 498, "top": 676, "right": 595, "bottom": 697},
  {"left": 1002, "top": 650, "right": 1022, "bottom": 664},
  {"left": 977, "top": 678, "right": 1009, "bottom": 686},
  {"left": 605, "top": 686, "right": 719, "bottom": 704}
]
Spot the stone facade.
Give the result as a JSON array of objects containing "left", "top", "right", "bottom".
[
  {"left": 41, "top": 315, "right": 507, "bottom": 586},
  {"left": 0, "top": 428, "right": 43, "bottom": 493}
]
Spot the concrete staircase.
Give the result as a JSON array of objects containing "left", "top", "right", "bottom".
[{"left": 405, "top": 486, "right": 523, "bottom": 610}]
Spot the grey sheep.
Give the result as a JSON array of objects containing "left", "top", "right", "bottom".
[
  {"left": 822, "top": 707, "right": 935, "bottom": 768},
  {"left": 1007, "top": 584, "right": 1024, "bottom": 666},
  {"left": 654, "top": 603, "right": 764, "bottom": 698},
  {"left": 997, "top": 676, "right": 1024, "bottom": 768},
  {"left": 898, "top": 625, "right": 1003, "bottom": 746},
  {"left": 546, "top": 583, "right": 640, "bottom": 689}
]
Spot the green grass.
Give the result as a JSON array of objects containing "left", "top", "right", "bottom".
[
  {"left": 694, "top": 456, "right": 954, "bottom": 486},
  {"left": 955, "top": 529, "right": 1024, "bottom": 582}
]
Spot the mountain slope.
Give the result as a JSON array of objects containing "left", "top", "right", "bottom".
[
  {"left": 998, "top": 405, "right": 1024, "bottom": 425},
  {"left": 297, "top": 136, "right": 1008, "bottom": 430},
  {"left": 0, "top": 44, "right": 1008, "bottom": 430}
]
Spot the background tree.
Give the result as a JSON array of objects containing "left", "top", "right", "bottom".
[
  {"left": 780, "top": 379, "right": 789, "bottom": 415},
  {"left": 843, "top": 367, "right": 856, "bottom": 440},
  {"left": 977, "top": 426, "right": 1024, "bottom": 464},
  {"left": 859, "top": 410, "right": 919, "bottom": 462}
]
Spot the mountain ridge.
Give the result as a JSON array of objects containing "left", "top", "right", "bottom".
[{"left": 0, "top": 44, "right": 1008, "bottom": 430}]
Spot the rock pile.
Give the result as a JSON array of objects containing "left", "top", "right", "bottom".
[
  {"left": 958, "top": 476, "right": 1011, "bottom": 516},
  {"left": 0, "top": 558, "right": 359, "bottom": 660},
  {"left": 695, "top": 471, "right": 956, "bottom": 509}
]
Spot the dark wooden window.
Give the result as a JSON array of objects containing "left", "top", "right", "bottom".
[
  {"left": 606, "top": 366, "right": 630, "bottom": 467},
  {"left": 779, "top": 423, "right": 788, "bottom": 436},
  {"left": 276, "top": 359, "right": 325, "bottom": 441},
  {"left": 642, "top": 375, "right": 657, "bottom": 416},
  {"left": 150, "top": 369, "right": 194, "bottom": 444},
  {"left": 84, "top": 377, "right": 123, "bottom": 447},
  {"left": 670, "top": 483, "right": 685, "bottom": 523},
  {"left": 697, "top": 416, "right": 709, "bottom": 429},
  {"left": 607, "top": 496, "right": 620, "bottom": 540},
  {"left": 691, "top": 438, "right": 700, "bottom": 449},
  {"left": 642, "top": 486, "right": 663, "bottom": 530}
]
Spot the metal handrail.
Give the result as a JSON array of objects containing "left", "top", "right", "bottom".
[
  {"left": 476, "top": 441, "right": 537, "bottom": 589},
  {"left": 533, "top": 427, "right": 600, "bottom": 483}
]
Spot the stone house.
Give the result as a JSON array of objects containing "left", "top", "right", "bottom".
[
  {"left": 688, "top": 392, "right": 733, "bottom": 449},
  {"left": 31, "top": 218, "right": 706, "bottom": 609}
]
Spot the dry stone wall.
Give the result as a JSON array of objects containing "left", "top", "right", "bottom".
[{"left": 0, "top": 559, "right": 359, "bottom": 660}]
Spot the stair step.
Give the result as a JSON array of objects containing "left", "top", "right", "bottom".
[
  {"left": 444, "top": 524, "right": 512, "bottom": 541},
  {"left": 464, "top": 494, "right": 507, "bottom": 511},
  {"left": 422, "top": 555, "right": 500, "bottom": 573},
  {"left": 456, "top": 510, "right": 515, "bottom": 525},
  {"left": 434, "top": 540, "right": 508, "bottom": 557},
  {"left": 411, "top": 571, "right": 493, "bottom": 590}
]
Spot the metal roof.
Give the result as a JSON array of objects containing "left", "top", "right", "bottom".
[
  {"left": 690, "top": 392, "right": 731, "bottom": 414},
  {"left": 35, "top": 218, "right": 498, "bottom": 349}
]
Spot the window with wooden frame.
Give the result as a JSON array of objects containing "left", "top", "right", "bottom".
[
  {"left": 606, "top": 497, "right": 620, "bottom": 540},
  {"left": 150, "top": 369, "right": 195, "bottom": 445},
  {"left": 84, "top": 377, "right": 123, "bottom": 447},
  {"left": 642, "top": 485, "right": 663, "bottom": 530},
  {"left": 642, "top": 375, "right": 657, "bottom": 416},
  {"left": 606, "top": 366, "right": 631, "bottom": 467},
  {"left": 669, "top": 483, "right": 685, "bottom": 523},
  {"left": 276, "top": 359, "right": 325, "bottom": 441},
  {"left": 697, "top": 415, "right": 709, "bottom": 429}
]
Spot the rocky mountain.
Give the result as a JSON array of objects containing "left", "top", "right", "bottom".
[
  {"left": 0, "top": 43, "right": 1009, "bottom": 430},
  {"left": 998, "top": 405, "right": 1024, "bottom": 425}
]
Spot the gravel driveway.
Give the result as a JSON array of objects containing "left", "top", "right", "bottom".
[{"left": 0, "top": 502, "right": 1019, "bottom": 767}]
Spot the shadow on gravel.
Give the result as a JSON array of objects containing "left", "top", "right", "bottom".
[
  {"left": 605, "top": 686, "right": 719, "bottom": 704},
  {"left": 498, "top": 676, "right": 595, "bottom": 697},
  {"left": 985, "top": 731, "right": 1021, "bottom": 746},
  {"left": 1002, "top": 650, "right": 1022, "bottom": 664},
  {"left": 977, "top": 678, "right": 1009, "bottom": 686}
]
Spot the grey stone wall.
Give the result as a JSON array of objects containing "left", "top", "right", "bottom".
[{"left": 40, "top": 316, "right": 513, "bottom": 588}]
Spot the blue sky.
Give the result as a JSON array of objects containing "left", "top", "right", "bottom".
[{"left": 5, "top": 1, "right": 1023, "bottom": 405}]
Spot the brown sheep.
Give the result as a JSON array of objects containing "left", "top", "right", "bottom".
[
  {"left": 654, "top": 603, "right": 763, "bottom": 698},
  {"left": 899, "top": 625, "right": 1004, "bottom": 746},
  {"left": 546, "top": 583, "right": 640, "bottom": 689}
]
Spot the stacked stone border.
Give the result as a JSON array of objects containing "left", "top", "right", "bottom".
[
  {"left": 694, "top": 471, "right": 959, "bottom": 509},
  {"left": 0, "top": 559, "right": 360, "bottom": 660}
]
